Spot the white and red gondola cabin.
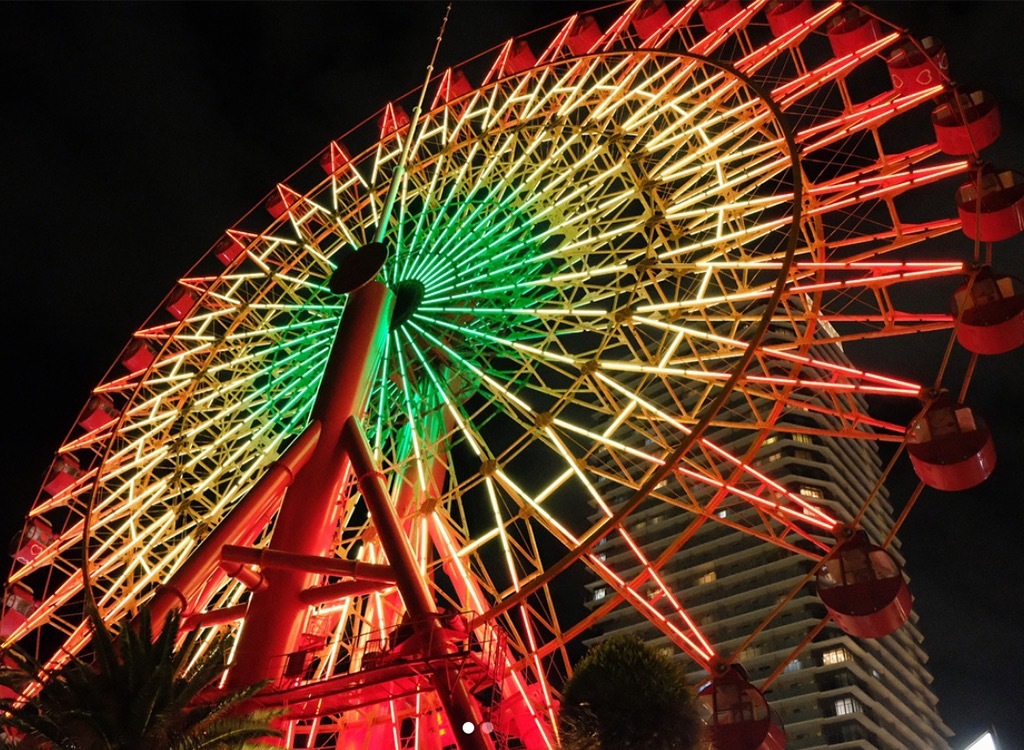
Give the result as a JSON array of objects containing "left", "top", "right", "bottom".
[
  {"left": 886, "top": 36, "right": 947, "bottom": 95},
  {"left": 0, "top": 583, "right": 38, "bottom": 638},
  {"left": 952, "top": 267, "right": 1024, "bottom": 355},
  {"left": 956, "top": 168, "right": 1024, "bottom": 243},
  {"left": 765, "top": 0, "right": 814, "bottom": 37},
  {"left": 41, "top": 454, "right": 82, "bottom": 496},
  {"left": 906, "top": 392, "right": 996, "bottom": 491},
  {"left": 9, "top": 517, "right": 54, "bottom": 566},
  {"left": 932, "top": 89, "right": 1001, "bottom": 156},
  {"left": 826, "top": 7, "right": 882, "bottom": 58},
  {"left": 700, "top": 665, "right": 786, "bottom": 750},
  {"left": 817, "top": 530, "right": 912, "bottom": 639}
]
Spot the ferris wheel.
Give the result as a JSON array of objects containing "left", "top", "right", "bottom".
[{"left": 4, "top": 1, "right": 1023, "bottom": 749}]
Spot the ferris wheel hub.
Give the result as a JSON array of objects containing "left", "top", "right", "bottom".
[
  {"left": 390, "top": 278, "right": 426, "bottom": 329},
  {"left": 328, "top": 241, "right": 389, "bottom": 295}
]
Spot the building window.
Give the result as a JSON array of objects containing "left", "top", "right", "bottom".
[
  {"left": 793, "top": 433, "right": 813, "bottom": 444},
  {"left": 697, "top": 570, "right": 717, "bottom": 585},
  {"left": 799, "top": 485, "right": 824, "bottom": 499},
  {"left": 784, "top": 658, "right": 803, "bottom": 673},
  {"left": 838, "top": 723, "right": 867, "bottom": 741},
  {"left": 716, "top": 509, "right": 728, "bottom": 518},
  {"left": 833, "top": 696, "right": 862, "bottom": 716},
  {"left": 593, "top": 587, "right": 607, "bottom": 600},
  {"left": 821, "top": 646, "right": 851, "bottom": 665},
  {"left": 739, "top": 645, "right": 762, "bottom": 660}
]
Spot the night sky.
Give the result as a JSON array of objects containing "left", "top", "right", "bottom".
[{"left": 1, "top": 2, "right": 1021, "bottom": 748}]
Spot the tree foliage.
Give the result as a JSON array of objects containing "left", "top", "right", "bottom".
[
  {"left": 0, "top": 606, "right": 281, "bottom": 750},
  {"left": 558, "top": 634, "right": 704, "bottom": 750}
]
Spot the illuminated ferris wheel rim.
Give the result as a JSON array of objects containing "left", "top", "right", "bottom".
[
  {"left": 5, "top": 2, "right": 1020, "bottom": 748},
  {"left": 6, "top": 0, "right": 950, "bottom": 651}
]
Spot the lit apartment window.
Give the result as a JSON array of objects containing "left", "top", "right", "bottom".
[
  {"left": 593, "top": 587, "right": 607, "bottom": 600},
  {"left": 834, "top": 696, "right": 862, "bottom": 716},
  {"left": 821, "top": 646, "right": 851, "bottom": 665},
  {"left": 799, "top": 485, "right": 824, "bottom": 500},
  {"left": 697, "top": 570, "right": 717, "bottom": 585},
  {"left": 793, "top": 433, "right": 813, "bottom": 444},
  {"left": 784, "top": 658, "right": 803, "bottom": 673},
  {"left": 716, "top": 509, "right": 728, "bottom": 518}
]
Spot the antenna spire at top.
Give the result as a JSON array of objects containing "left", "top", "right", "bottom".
[{"left": 375, "top": 2, "right": 454, "bottom": 244}]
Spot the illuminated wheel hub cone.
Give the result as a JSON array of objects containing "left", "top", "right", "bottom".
[{"left": 390, "top": 278, "right": 425, "bottom": 329}]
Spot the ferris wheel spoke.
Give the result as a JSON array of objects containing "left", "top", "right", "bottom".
[{"left": 773, "top": 36, "right": 903, "bottom": 110}]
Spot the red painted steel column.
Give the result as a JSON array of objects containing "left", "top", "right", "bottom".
[
  {"left": 343, "top": 417, "right": 493, "bottom": 750},
  {"left": 227, "top": 281, "right": 393, "bottom": 689}
]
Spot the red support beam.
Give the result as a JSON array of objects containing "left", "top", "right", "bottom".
[
  {"left": 227, "top": 282, "right": 392, "bottom": 689},
  {"left": 343, "top": 417, "right": 493, "bottom": 750}
]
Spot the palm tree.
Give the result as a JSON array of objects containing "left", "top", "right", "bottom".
[
  {"left": 558, "top": 633, "right": 704, "bottom": 750},
  {"left": 0, "top": 605, "right": 282, "bottom": 749}
]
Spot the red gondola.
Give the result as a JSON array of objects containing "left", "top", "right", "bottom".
[
  {"left": 932, "top": 89, "right": 1001, "bottom": 155},
  {"left": 952, "top": 267, "right": 1024, "bottom": 354},
  {"left": 78, "top": 393, "right": 119, "bottom": 432},
  {"left": 826, "top": 7, "right": 882, "bottom": 58},
  {"left": 213, "top": 232, "right": 247, "bottom": 265},
  {"left": 121, "top": 338, "right": 156, "bottom": 372},
  {"left": 319, "top": 140, "right": 352, "bottom": 175},
  {"left": 9, "top": 516, "right": 55, "bottom": 565},
  {"left": 631, "top": 0, "right": 671, "bottom": 40},
  {"left": 817, "top": 530, "right": 911, "bottom": 639},
  {"left": 377, "top": 102, "right": 410, "bottom": 138},
  {"left": 165, "top": 286, "right": 198, "bottom": 320},
  {"left": 956, "top": 168, "right": 1024, "bottom": 242},
  {"left": 495, "top": 40, "right": 537, "bottom": 77},
  {"left": 906, "top": 392, "right": 996, "bottom": 491},
  {"left": 700, "top": 665, "right": 786, "bottom": 750},
  {"left": 765, "top": 0, "right": 814, "bottom": 37},
  {"left": 699, "top": 0, "right": 742, "bottom": 34},
  {"left": 432, "top": 69, "right": 473, "bottom": 108},
  {"left": 886, "top": 37, "right": 947, "bottom": 95},
  {"left": 0, "top": 583, "right": 38, "bottom": 638},
  {"left": 567, "top": 15, "right": 602, "bottom": 56},
  {"left": 41, "top": 454, "right": 82, "bottom": 496},
  {"left": 264, "top": 186, "right": 299, "bottom": 220}
]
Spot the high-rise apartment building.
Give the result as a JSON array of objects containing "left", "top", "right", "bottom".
[{"left": 585, "top": 336, "right": 954, "bottom": 750}]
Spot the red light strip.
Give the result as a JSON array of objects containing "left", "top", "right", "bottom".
[{"left": 675, "top": 465, "right": 835, "bottom": 535}]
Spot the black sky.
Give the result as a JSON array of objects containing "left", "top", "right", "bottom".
[{"left": 1, "top": 2, "right": 1021, "bottom": 748}]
